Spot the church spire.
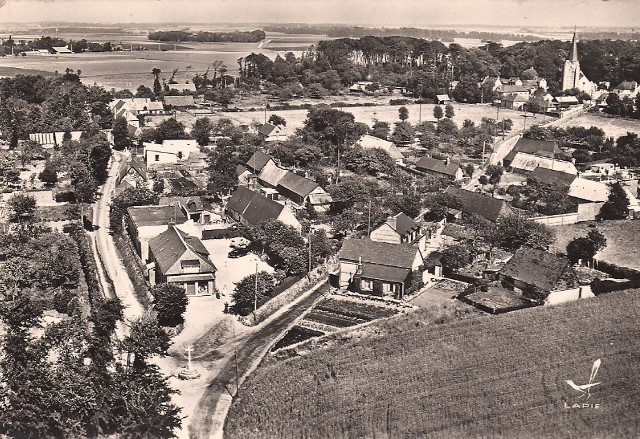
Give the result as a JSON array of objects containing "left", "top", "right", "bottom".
[{"left": 569, "top": 29, "right": 579, "bottom": 62}]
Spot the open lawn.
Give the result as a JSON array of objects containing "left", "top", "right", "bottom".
[
  {"left": 217, "top": 102, "right": 528, "bottom": 134},
  {"left": 226, "top": 289, "right": 640, "bottom": 438},
  {"left": 552, "top": 112, "right": 640, "bottom": 139},
  {"left": 550, "top": 220, "right": 640, "bottom": 271}
]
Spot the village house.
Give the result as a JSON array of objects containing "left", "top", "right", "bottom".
[
  {"left": 144, "top": 139, "right": 201, "bottom": 167},
  {"left": 415, "top": 156, "right": 463, "bottom": 181},
  {"left": 225, "top": 186, "right": 301, "bottom": 231},
  {"left": 126, "top": 204, "right": 188, "bottom": 261},
  {"left": 337, "top": 238, "right": 424, "bottom": 299},
  {"left": 115, "top": 156, "right": 148, "bottom": 194},
  {"left": 497, "top": 247, "right": 589, "bottom": 305},
  {"left": 159, "top": 196, "right": 215, "bottom": 224},
  {"left": 275, "top": 171, "right": 332, "bottom": 212},
  {"left": 529, "top": 166, "right": 576, "bottom": 187},
  {"left": 553, "top": 96, "right": 580, "bottom": 108},
  {"left": 147, "top": 225, "right": 216, "bottom": 296},
  {"left": 167, "top": 83, "right": 198, "bottom": 93},
  {"left": 435, "top": 94, "right": 451, "bottom": 104},
  {"left": 370, "top": 213, "right": 424, "bottom": 249},
  {"left": 612, "top": 81, "right": 640, "bottom": 98},
  {"left": 501, "top": 93, "right": 529, "bottom": 110},
  {"left": 503, "top": 137, "right": 561, "bottom": 168},
  {"left": 163, "top": 95, "right": 196, "bottom": 109},
  {"left": 508, "top": 153, "right": 578, "bottom": 175},
  {"left": 349, "top": 81, "right": 374, "bottom": 93},
  {"left": 29, "top": 131, "right": 83, "bottom": 148},
  {"left": 244, "top": 150, "right": 331, "bottom": 210},
  {"left": 356, "top": 134, "right": 404, "bottom": 161},
  {"left": 445, "top": 187, "right": 516, "bottom": 222},
  {"left": 235, "top": 165, "right": 255, "bottom": 187},
  {"left": 257, "top": 123, "right": 287, "bottom": 142}
]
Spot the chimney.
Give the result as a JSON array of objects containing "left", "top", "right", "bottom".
[{"left": 444, "top": 157, "right": 450, "bottom": 166}]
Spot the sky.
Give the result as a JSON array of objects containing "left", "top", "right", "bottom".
[{"left": 0, "top": 0, "right": 638, "bottom": 28}]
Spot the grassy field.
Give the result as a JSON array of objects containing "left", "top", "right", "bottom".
[
  {"left": 225, "top": 289, "right": 640, "bottom": 438},
  {"left": 552, "top": 112, "right": 640, "bottom": 138},
  {"left": 550, "top": 220, "right": 640, "bottom": 271}
]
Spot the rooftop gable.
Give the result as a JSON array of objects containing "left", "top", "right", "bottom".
[
  {"left": 415, "top": 156, "right": 460, "bottom": 177},
  {"left": 148, "top": 226, "right": 215, "bottom": 275},
  {"left": 444, "top": 187, "right": 513, "bottom": 222},
  {"left": 246, "top": 150, "right": 273, "bottom": 173},
  {"left": 338, "top": 238, "right": 418, "bottom": 269},
  {"left": 276, "top": 171, "right": 320, "bottom": 198},
  {"left": 127, "top": 204, "right": 187, "bottom": 228},
  {"left": 499, "top": 247, "right": 573, "bottom": 293}
]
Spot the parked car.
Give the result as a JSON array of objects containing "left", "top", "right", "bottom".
[{"left": 228, "top": 247, "right": 251, "bottom": 258}]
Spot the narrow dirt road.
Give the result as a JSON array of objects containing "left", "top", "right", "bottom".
[
  {"left": 91, "top": 152, "right": 144, "bottom": 325},
  {"left": 189, "top": 281, "right": 330, "bottom": 439}
]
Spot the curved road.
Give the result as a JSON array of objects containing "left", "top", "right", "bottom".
[{"left": 189, "top": 281, "right": 330, "bottom": 439}]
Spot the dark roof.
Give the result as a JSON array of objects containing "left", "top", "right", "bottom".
[
  {"left": 529, "top": 166, "right": 576, "bottom": 186},
  {"left": 276, "top": 171, "right": 320, "bottom": 198},
  {"left": 158, "top": 196, "right": 212, "bottom": 213},
  {"left": 338, "top": 238, "right": 417, "bottom": 269},
  {"left": 236, "top": 164, "right": 248, "bottom": 176},
  {"left": 127, "top": 205, "right": 187, "bottom": 227},
  {"left": 163, "top": 95, "right": 195, "bottom": 107},
  {"left": 614, "top": 81, "right": 638, "bottom": 91},
  {"left": 499, "top": 247, "right": 572, "bottom": 293},
  {"left": 390, "top": 212, "right": 420, "bottom": 236},
  {"left": 258, "top": 123, "right": 277, "bottom": 136},
  {"left": 568, "top": 31, "right": 578, "bottom": 62},
  {"left": 148, "top": 226, "right": 215, "bottom": 275},
  {"left": 246, "top": 150, "right": 272, "bottom": 173},
  {"left": 505, "top": 137, "right": 560, "bottom": 163},
  {"left": 118, "top": 156, "right": 147, "bottom": 183},
  {"left": 444, "top": 187, "right": 514, "bottom": 222},
  {"left": 415, "top": 156, "right": 460, "bottom": 177},
  {"left": 168, "top": 177, "right": 198, "bottom": 191},
  {"left": 226, "top": 186, "right": 285, "bottom": 225},
  {"left": 361, "top": 264, "right": 410, "bottom": 284},
  {"left": 501, "top": 85, "right": 530, "bottom": 94}
]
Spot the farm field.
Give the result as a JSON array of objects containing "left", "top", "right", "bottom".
[
  {"left": 226, "top": 289, "right": 640, "bottom": 438},
  {"left": 0, "top": 31, "right": 323, "bottom": 90},
  {"left": 273, "top": 295, "right": 402, "bottom": 351},
  {"left": 551, "top": 112, "right": 640, "bottom": 138},
  {"left": 550, "top": 220, "right": 640, "bottom": 271}
]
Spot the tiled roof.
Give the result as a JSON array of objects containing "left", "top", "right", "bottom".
[
  {"left": 361, "top": 264, "right": 410, "bottom": 284},
  {"left": 614, "top": 81, "right": 638, "bottom": 91},
  {"left": 276, "top": 171, "right": 320, "bottom": 198},
  {"left": 568, "top": 178, "right": 610, "bottom": 202},
  {"left": 529, "top": 167, "right": 576, "bottom": 187},
  {"left": 390, "top": 212, "right": 420, "bottom": 236},
  {"left": 444, "top": 187, "right": 514, "bottom": 222},
  {"left": 118, "top": 156, "right": 148, "bottom": 183},
  {"left": 505, "top": 138, "right": 560, "bottom": 163},
  {"left": 338, "top": 238, "right": 417, "bottom": 269},
  {"left": 226, "top": 187, "right": 285, "bottom": 225},
  {"left": 502, "top": 93, "right": 529, "bottom": 102},
  {"left": 415, "top": 156, "right": 460, "bottom": 177},
  {"left": 163, "top": 95, "right": 195, "bottom": 107},
  {"left": 158, "top": 196, "right": 212, "bottom": 213},
  {"left": 501, "top": 85, "right": 530, "bottom": 93},
  {"left": 127, "top": 205, "right": 187, "bottom": 227},
  {"left": 258, "top": 162, "right": 288, "bottom": 187},
  {"left": 246, "top": 150, "right": 272, "bottom": 173},
  {"left": 148, "top": 226, "right": 216, "bottom": 275},
  {"left": 499, "top": 247, "right": 571, "bottom": 293},
  {"left": 509, "top": 152, "right": 578, "bottom": 175},
  {"left": 258, "top": 123, "right": 277, "bottom": 136}
]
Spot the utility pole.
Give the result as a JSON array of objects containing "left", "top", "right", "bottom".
[
  {"left": 335, "top": 149, "right": 340, "bottom": 184},
  {"left": 481, "top": 141, "right": 486, "bottom": 166},
  {"left": 419, "top": 102, "right": 422, "bottom": 124},
  {"left": 308, "top": 231, "right": 312, "bottom": 274},
  {"left": 367, "top": 199, "right": 372, "bottom": 237},
  {"left": 253, "top": 263, "right": 258, "bottom": 315}
]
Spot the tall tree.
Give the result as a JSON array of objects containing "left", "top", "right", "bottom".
[
  {"left": 597, "top": 182, "right": 629, "bottom": 220},
  {"left": 111, "top": 116, "right": 131, "bottom": 151},
  {"left": 152, "top": 68, "right": 162, "bottom": 96},
  {"left": 398, "top": 106, "right": 409, "bottom": 121},
  {"left": 7, "top": 193, "right": 36, "bottom": 224},
  {"left": 191, "top": 117, "right": 213, "bottom": 146},
  {"left": 445, "top": 103, "right": 455, "bottom": 118},
  {"left": 433, "top": 104, "right": 443, "bottom": 120},
  {"left": 152, "top": 284, "right": 188, "bottom": 327}
]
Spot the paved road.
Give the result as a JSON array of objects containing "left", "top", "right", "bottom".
[
  {"left": 189, "top": 281, "right": 330, "bottom": 439},
  {"left": 91, "top": 152, "right": 144, "bottom": 326}
]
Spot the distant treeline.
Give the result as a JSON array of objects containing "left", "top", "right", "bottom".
[
  {"left": 264, "top": 25, "right": 541, "bottom": 42},
  {"left": 264, "top": 24, "right": 640, "bottom": 43},
  {"left": 148, "top": 30, "right": 266, "bottom": 43}
]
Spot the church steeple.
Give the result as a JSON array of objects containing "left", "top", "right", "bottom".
[{"left": 569, "top": 30, "right": 579, "bottom": 62}]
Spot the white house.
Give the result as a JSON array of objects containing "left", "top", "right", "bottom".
[
  {"left": 356, "top": 134, "right": 404, "bottom": 162},
  {"left": 144, "top": 140, "right": 201, "bottom": 167},
  {"left": 257, "top": 123, "right": 287, "bottom": 142}
]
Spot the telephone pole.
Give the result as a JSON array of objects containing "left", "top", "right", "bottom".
[{"left": 367, "top": 199, "right": 372, "bottom": 237}]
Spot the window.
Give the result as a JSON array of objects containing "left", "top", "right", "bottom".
[
  {"left": 154, "top": 154, "right": 160, "bottom": 162},
  {"left": 361, "top": 279, "right": 373, "bottom": 291},
  {"left": 177, "top": 151, "right": 183, "bottom": 159},
  {"left": 181, "top": 260, "right": 200, "bottom": 273}
]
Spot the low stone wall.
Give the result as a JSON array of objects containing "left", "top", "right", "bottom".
[{"left": 532, "top": 212, "right": 580, "bottom": 225}]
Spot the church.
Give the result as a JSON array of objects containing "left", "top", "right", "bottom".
[{"left": 562, "top": 31, "right": 597, "bottom": 97}]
